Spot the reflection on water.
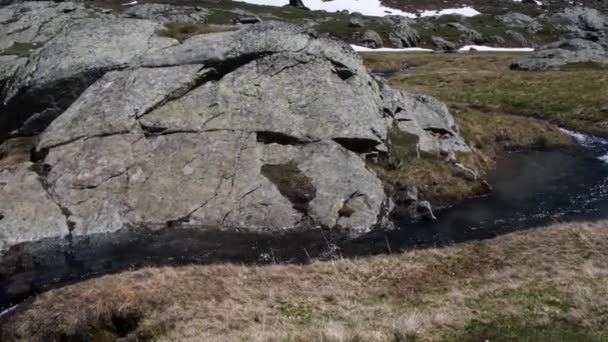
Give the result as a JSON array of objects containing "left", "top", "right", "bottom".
[{"left": 2, "top": 131, "right": 608, "bottom": 310}]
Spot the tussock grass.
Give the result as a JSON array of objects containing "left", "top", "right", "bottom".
[{"left": 3, "top": 221, "right": 608, "bottom": 341}]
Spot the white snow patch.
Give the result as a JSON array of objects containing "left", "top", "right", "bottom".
[
  {"left": 351, "top": 44, "right": 433, "bottom": 52},
  {"left": 459, "top": 45, "right": 535, "bottom": 52},
  {"left": 122, "top": 1, "right": 138, "bottom": 5},
  {"left": 234, "top": 0, "right": 480, "bottom": 18}
]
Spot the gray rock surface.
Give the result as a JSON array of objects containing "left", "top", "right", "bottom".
[
  {"left": 0, "top": 2, "right": 92, "bottom": 51},
  {"left": 498, "top": 12, "right": 542, "bottom": 33},
  {"left": 1, "top": 19, "right": 470, "bottom": 259},
  {"left": 123, "top": 4, "right": 208, "bottom": 23},
  {"left": 360, "top": 30, "right": 383, "bottom": 48},
  {"left": 512, "top": 38, "right": 608, "bottom": 70},
  {"left": 388, "top": 22, "right": 420, "bottom": 48},
  {"left": 1, "top": 15, "right": 177, "bottom": 140},
  {"left": 0, "top": 163, "right": 69, "bottom": 254},
  {"left": 447, "top": 22, "right": 485, "bottom": 45},
  {"left": 432, "top": 36, "right": 456, "bottom": 51},
  {"left": 550, "top": 7, "right": 608, "bottom": 33}
]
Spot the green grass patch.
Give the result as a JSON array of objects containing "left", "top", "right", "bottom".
[
  {"left": 366, "top": 53, "right": 608, "bottom": 135},
  {"left": 387, "top": 126, "right": 420, "bottom": 165},
  {"left": 261, "top": 161, "right": 316, "bottom": 207},
  {"left": 280, "top": 302, "right": 316, "bottom": 323},
  {"left": 458, "top": 319, "right": 607, "bottom": 342}
]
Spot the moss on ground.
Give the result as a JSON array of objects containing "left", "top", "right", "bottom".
[
  {"left": 0, "top": 42, "right": 40, "bottom": 57},
  {"left": 261, "top": 161, "right": 316, "bottom": 207},
  {"left": 457, "top": 319, "right": 607, "bottom": 342},
  {"left": 158, "top": 22, "right": 238, "bottom": 41}
]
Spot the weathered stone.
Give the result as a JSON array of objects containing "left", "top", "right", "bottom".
[
  {"left": 349, "top": 17, "right": 364, "bottom": 28},
  {"left": 447, "top": 22, "right": 484, "bottom": 45},
  {"left": 432, "top": 36, "right": 456, "bottom": 51},
  {"left": 512, "top": 38, "right": 608, "bottom": 71},
  {"left": 234, "top": 14, "right": 262, "bottom": 25},
  {"left": 0, "top": 163, "right": 68, "bottom": 254},
  {"left": 360, "top": 30, "right": 383, "bottom": 48},
  {"left": 388, "top": 21, "right": 420, "bottom": 48},
  {"left": 1, "top": 17, "right": 177, "bottom": 141},
  {"left": 0, "top": 20, "right": 470, "bottom": 261},
  {"left": 123, "top": 4, "right": 208, "bottom": 23}
]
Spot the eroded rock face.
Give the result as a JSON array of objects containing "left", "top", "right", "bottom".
[
  {"left": 0, "top": 4, "right": 177, "bottom": 141},
  {"left": 1, "top": 17, "right": 469, "bottom": 262}
]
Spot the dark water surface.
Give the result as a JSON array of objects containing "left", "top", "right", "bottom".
[{"left": 2, "top": 130, "right": 608, "bottom": 312}]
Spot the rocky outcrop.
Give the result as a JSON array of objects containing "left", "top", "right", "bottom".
[
  {"left": 432, "top": 36, "right": 456, "bottom": 52},
  {"left": 123, "top": 4, "right": 208, "bottom": 23},
  {"left": 0, "top": 11, "right": 470, "bottom": 259},
  {"left": 384, "top": 16, "right": 420, "bottom": 48},
  {"left": 498, "top": 12, "right": 542, "bottom": 33},
  {"left": 360, "top": 30, "right": 383, "bottom": 48},
  {"left": 512, "top": 38, "right": 608, "bottom": 70},
  {"left": 447, "top": 22, "right": 485, "bottom": 45},
  {"left": 0, "top": 8, "right": 177, "bottom": 140}
]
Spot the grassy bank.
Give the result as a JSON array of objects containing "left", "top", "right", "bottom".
[
  {"left": 363, "top": 52, "right": 580, "bottom": 204},
  {"left": 362, "top": 52, "right": 608, "bottom": 136},
  {"left": 3, "top": 221, "right": 607, "bottom": 341}
]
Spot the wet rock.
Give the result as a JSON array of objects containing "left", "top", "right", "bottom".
[
  {"left": 512, "top": 38, "right": 608, "bottom": 71},
  {"left": 416, "top": 201, "right": 436, "bottom": 220}
]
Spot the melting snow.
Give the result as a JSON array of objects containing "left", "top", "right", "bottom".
[
  {"left": 351, "top": 44, "right": 433, "bottom": 52},
  {"left": 234, "top": 0, "right": 480, "bottom": 18},
  {"left": 459, "top": 45, "right": 535, "bottom": 52}
]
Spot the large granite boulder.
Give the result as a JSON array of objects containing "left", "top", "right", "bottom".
[
  {"left": 550, "top": 7, "right": 608, "bottom": 33},
  {"left": 1, "top": 18, "right": 470, "bottom": 243},
  {"left": 511, "top": 38, "right": 608, "bottom": 70}
]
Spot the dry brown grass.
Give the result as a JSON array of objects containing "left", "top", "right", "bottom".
[
  {"left": 0, "top": 137, "right": 35, "bottom": 169},
  {"left": 3, "top": 221, "right": 608, "bottom": 341}
]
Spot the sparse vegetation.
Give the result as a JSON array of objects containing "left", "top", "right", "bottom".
[
  {"left": 363, "top": 52, "right": 608, "bottom": 135},
  {"left": 3, "top": 221, "right": 607, "bottom": 341},
  {"left": 261, "top": 161, "right": 316, "bottom": 207},
  {"left": 0, "top": 42, "right": 40, "bottom": 57},
  {"left": 159, "top": 22, "right": 238, "bottom": 41}
]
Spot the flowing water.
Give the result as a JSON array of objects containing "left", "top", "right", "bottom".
[{"left": 2, "top": 130, "right": 608, "bottom": 311}]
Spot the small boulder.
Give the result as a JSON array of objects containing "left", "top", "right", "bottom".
[
  {"left": 360, "top": 30, "right": 383, "bottom": 48},
  {"left": 432, "top": 36, "right": 456, "bottom": 52}
]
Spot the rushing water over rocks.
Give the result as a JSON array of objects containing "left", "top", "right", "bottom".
[{"left": 2, "top": 130, "right": 608, "bottom": 310}]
